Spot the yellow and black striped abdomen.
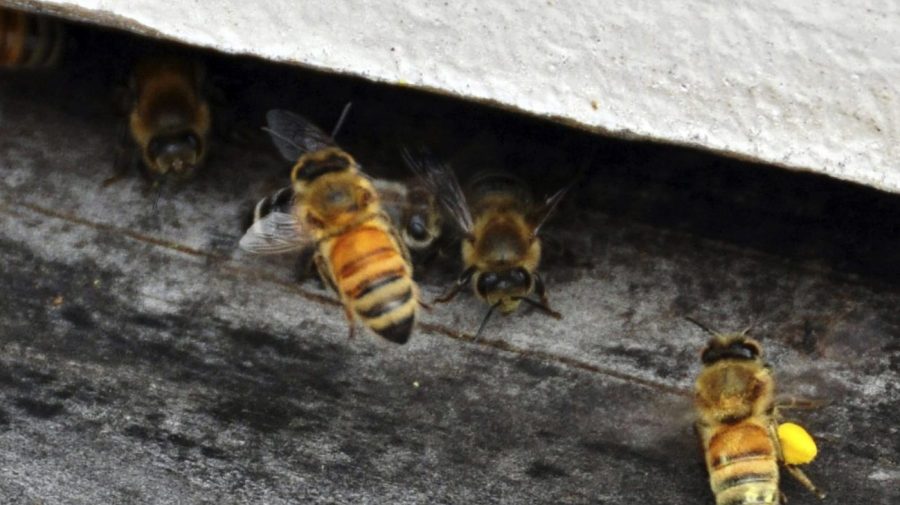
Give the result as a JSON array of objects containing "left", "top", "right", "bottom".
[
  {"left": 704, "top": 421, "right": 780, "bottom": 505},
  {"left": 327, "top": 222, "right": 417, "bottom": 343},
  {"left": 1, "top": 8, "right": 64, "bottom": 69}
]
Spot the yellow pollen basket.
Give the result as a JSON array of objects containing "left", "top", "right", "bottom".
[{"left": 778, "top": 422, "right": 818, "bottom": 465}]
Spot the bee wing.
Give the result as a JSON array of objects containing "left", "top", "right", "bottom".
[
  {"left": 240, "top": 187, "right": 314, "bottom": 254},
  {"left": 265, "top": 109, "right": 337, "bottom": 162},
  {"left": 531, "top": 180, "right": 575, "bottom": 237},
  {"left": 239, "top": 210, "right": 313, "bottom": 255},
  {"left": 371, "top": 178, "right": 409, "bottom": 228},
  {"left": 402, "top": 147, "right": 474, "bottom": 235}
]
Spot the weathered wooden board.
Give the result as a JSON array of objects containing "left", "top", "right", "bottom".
[{"left": 0, "top": 28, "right": 898, "bottom": 505}]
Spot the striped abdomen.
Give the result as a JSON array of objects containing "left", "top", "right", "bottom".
[
  {"left": 703, "top": 420, "right": 780, "bottom": 505},
  {"left": 326, "top": 221, "right": 417, "bottom": 344},
  {"left": 1, "top": 8, "right": 65, "bottom": 68}
]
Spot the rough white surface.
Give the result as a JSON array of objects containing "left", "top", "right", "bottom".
[{"left": 7, "top": 0, "right": 900, "bottom": 192}]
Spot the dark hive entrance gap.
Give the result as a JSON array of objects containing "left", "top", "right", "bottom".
[{"left": 8, "top": 16, "right": 899, "bottom": 287}]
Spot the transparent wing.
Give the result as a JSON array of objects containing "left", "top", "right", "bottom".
[
  {"left": 401, "top": 147, "right": 474, "bottom": 235},
  {"left": 371, "top": 178, "right": 409, "bottom": 228},
  {"left": 239, "top": 210, "right": 313, "bottom": 255},
  {"left": 264, "top": 109, "right": 337, "bottom": 162},
  {"left": 531, "top": 180, "right": 575, "bottom": 237}
]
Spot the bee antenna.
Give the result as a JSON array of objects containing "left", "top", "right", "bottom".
[
  {"left": 330, "top": 102, "right": 353, "bottom": 140},
  {"left": 685, "top": 316, "right": 721, "bottom": 336},
  {"left": 474, "top": 301, "right": 502, "bottom": 342},
  {"left": 513, "top": 297, "right": 562, "bottom": 319}
]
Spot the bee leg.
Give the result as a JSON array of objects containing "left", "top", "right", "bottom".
[
  {"left": 435, "top": 266, "right": 476, "bottom": 304},
  {"left": 515, "top": 296, "right": 563, "bottom": 320},
  {"left": 313, "top": 252, "right": 338, "bottom": 294},
  {"left": 784, "top": 464, "right": 826, "bottom": 499},
  {"left": 775, "top": 397, "right": 827, "bottom": 413},
  {"left": 292, "top": 247, "right": 319, "bottom": 285},
  {"left": 344, "top": 307, "right": 357, "bottom": 340},
  {"left": 141, "top": 179, "right": 164, "bottom": 200},
  {"left": 528, "top": 273, "right": 562, "bottom": 319},
  {"left": 104, "top": 124, "right": 138, "bottom": 187},
  {"left": 434, "top": 282, "right": 465, "bottom": 304},
  {"left": 310, "top": 251, "right": 355, "bottom": 338},
  {"left": 416, "top": 285, "right": 433, "bottom": 311},
  {"left": 534, "top": 272, "right": 551, "bottom": 307}
]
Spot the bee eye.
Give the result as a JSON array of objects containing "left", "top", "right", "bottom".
[
  {"left": 407, "top": 215, "right": 429, "bottom": 242},
  {"left": 476, "top": 272, "right": 499, "bottom": 297},
  {"left": 510, "top": 267, "right": 529, "bottom": 286},
  {"left": 729, "top": 342, "right": 759, "bottom": 359},
  {"left": 148, "top": 132, "right": 200, "bottom": 165},
  {"left": 701, "top": 338, "right": 761, "bottom": 364}
]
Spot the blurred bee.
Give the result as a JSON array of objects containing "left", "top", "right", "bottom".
[
  {"left": 371, "top": 177, "right": 443, "bottom": 255},
  {"left": 692, "top": 320, "right": 825, "bottom": 505},
  {"left": 109, "top": 56, "right": 211, "bottom": 184},
  {"left": 240, "top": 110, "right": 420, "bottom": 344},
  {"left": 0, "top": 7, "right": 65, "bottom": 69},
  {"left": 403, "top": 150, "right": 572, "bottom": 338}
]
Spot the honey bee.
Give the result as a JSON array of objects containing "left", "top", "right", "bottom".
[
  {"left": 371, "top": 177, "right": 444, "bottom": 254},
  {"left": 403, "top": 149, "right": 572, "bottom": 338},
  {"left": 0, "top": 7, "right": 65, "bottom": 69},
  {"left": 110, "top": 56, "right": 211, "bottom": 184},
  {"left": 252, "top": 177, "right": 443, "bottom": 259},
  {"left": 240, "top": 110, "right": 420, "bottom": 344},
  {"left": 692, "top": 320, "right": 825, "bottom": 505}
]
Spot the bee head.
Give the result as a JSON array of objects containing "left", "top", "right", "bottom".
[
  {"left": 474, "top": 267, "right": 533, "bottom": 312},
  {"left": 291, "top": 148, "right": 356, "bottom": 183},
  {"left": 700, "top": 335, "right": 763, "bottom": 365},
  {"left": 402, "top": 210, "right": 441, "bottom": 250},
  {"left": 147, "top": 130, "right": 203, "bottom": 179}
]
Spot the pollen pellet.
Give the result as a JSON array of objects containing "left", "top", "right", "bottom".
[{"left": 778, "top": 422, "right": 818, "bottom": 465}]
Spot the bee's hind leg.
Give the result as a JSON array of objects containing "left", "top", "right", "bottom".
[
  {"left": 529, "top": 273, "right": 561, "bottom": 319},
  {"left": 313, "top": 252, "right": 339, "bottom": 294},
  {"left": 775, "top": 397, "right": 827, "bottom": 412},
  {"left": 312, "top": 252, "right": 355, "bottom": 339},
  {"left": 534, "top": 272, "right": 551, "bottom": 308},
  {"left": 343, "top": 306, "right": 357, "bottom": 340},
  {"left": 293, "top": 247, "right": 321, "bottom": 286},
  {"left": 784, "top": 465, "right": 826, "bottom": 499}
]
